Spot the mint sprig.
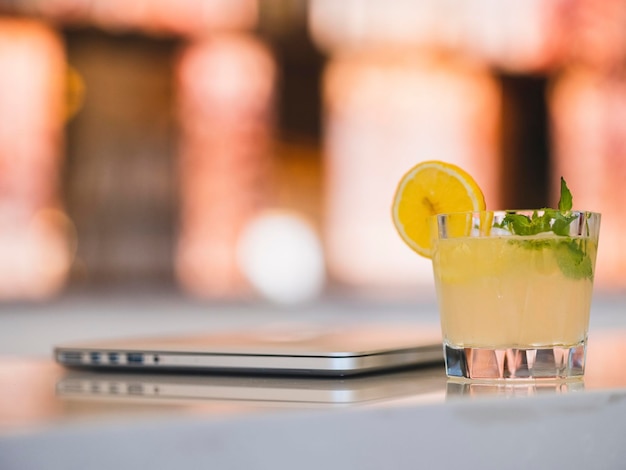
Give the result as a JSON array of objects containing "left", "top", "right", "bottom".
[
  {"left": 494, "top": 177, "right": 593, "bottom": 280},
  {"left": 496, "top": 177, "right": 577, "bottom": 237}
]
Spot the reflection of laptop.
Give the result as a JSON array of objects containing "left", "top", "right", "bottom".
[
  {"left": 54, "top": 324, "right": 443, "bottom": 377},
  {"left": 56, "top": 366, "right": 447, "bottom": 407}
]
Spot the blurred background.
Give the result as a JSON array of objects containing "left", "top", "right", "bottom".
[{"left": 0, "top": 0, "right": 625, "bottom": 306}]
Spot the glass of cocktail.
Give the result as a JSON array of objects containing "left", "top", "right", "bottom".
[
  {"left": 431, "top": 209, "right": 600, "bottom": 380},
  {"left": 392, "top": 160, "right": 601, "bottom": 382}
]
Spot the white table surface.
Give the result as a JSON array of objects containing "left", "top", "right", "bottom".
[{"left": 1, "top": 292, "right": 626, "bottom": 470}]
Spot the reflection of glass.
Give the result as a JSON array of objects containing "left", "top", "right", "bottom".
[
  {"left": 446, "top": 379, "right": 585, "bottom": 399},
  {"left": 431, "top": 210, "right": 601, "bottom": 381}
]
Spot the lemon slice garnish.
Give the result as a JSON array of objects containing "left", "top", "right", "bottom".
[{"left": 392, "top": 160, "right": 486, "bottom": 258}]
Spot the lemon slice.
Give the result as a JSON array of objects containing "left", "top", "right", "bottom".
[{"left": 391, "top": 160, "right": 486, "bottom": 258}]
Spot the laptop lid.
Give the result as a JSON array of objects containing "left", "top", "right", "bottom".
[{"left": 54, "top": 323, "right": 443, "bottom": 376}]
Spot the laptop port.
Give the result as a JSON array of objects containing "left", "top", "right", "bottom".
[
  {"left": 126, "top": 353, "right": 144, "bottom": 364},
  {"left": 90, "top": 352, "right": 101, "bottom": 364},
  {"left": 108, "top": 352, "right": 119, "bottom": 364},
  {"left": 60, "top": 351, "right": 83, "bottom": 364}
]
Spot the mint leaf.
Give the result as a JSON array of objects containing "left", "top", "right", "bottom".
[
  {"left": 531, "top": 210, "right": 552, "bottom": 234},
  {"left": 498, "top": 178, "right": 575, "bottom": 238},
  {"left": 558, "top": 177, "right": 573, "bottom": 211},
  {"left": 499, "top": 211, "right": 555, "bottom": 236},
  {"left": 554, "top": 239, "right": 593, "bottom": 280},
  {"left": 552, "top": 211, "right": 577, "bottom": 236},
  {"left": 501, "top": 213, "right": 533, "bottom": 235},
  {"left": 495, "top": 177, "right": 593, "bottom": 279},
  {"left": 511, "top": 238, "right": 593, "bottom": 279}
]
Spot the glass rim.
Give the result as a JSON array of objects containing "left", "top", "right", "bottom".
[
  {"left": 430, "top": 208, "right": 601, "bottom": 240},
  {"left": 432, "top": 209, "right": 601, "bottom": 219}
]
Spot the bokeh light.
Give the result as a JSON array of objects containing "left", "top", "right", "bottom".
[
  {"left": 0, "top": 19, "right": 71, "bottom": 299},
  {"left": 322, "top": 55, "right": 500, "bottom": 291},
  {"left": 237, "top": 210, "right": 326, "bottom": 305},
  {"left": 12, "top": 0, "right": 258, "bottom": 37},
  {"left": 174, "top": 35, "right": 276, "bottom": 298}
]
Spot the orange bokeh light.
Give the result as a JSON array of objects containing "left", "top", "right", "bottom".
[
  {"left": 322, "top": 55, "right": 501, "bottom": 291},
  {"left": 18, "top": 0, "right": 258, "bottom": 37},
  {"left": 0, "top": 19, "right": 72, "bottom": 299},
  {"left": 174, "top": 35, "right": 276, "bottom": 298}
]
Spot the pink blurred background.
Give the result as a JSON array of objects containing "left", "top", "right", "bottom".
[{"left": 0, "top": 0, "right": 625, "bottom": 304}]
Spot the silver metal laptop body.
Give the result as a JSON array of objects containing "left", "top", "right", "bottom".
[{"left": 54, "top": 324, "right": 443, "bottom": 376}]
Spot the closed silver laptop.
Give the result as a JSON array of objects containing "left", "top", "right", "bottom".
[{"left": 54, "top": 323, "right": 443, "bottom": 376}]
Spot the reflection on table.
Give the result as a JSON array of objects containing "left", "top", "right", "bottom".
[{"left": 1, "top": 329, "right": 626, "bottom": 433}]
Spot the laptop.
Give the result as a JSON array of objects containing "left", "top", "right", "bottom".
[{"left": 54, "top": 323, "right": 443, "bottom": 377}]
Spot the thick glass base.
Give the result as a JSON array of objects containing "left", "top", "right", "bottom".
[{"left": 444, "top": 341, "right": 586, "bottom": 381}]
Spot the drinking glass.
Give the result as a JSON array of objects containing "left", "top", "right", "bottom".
[{"left": 430, "top": 210, "right": 601, "bottom": 381}]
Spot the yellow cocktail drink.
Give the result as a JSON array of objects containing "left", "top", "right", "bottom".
[
  {"left": 433, "top": 235, "right": 597, "bottom": 348},
  {"left": 430, "top": 210, "right": 600, "bottom": 380}
]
